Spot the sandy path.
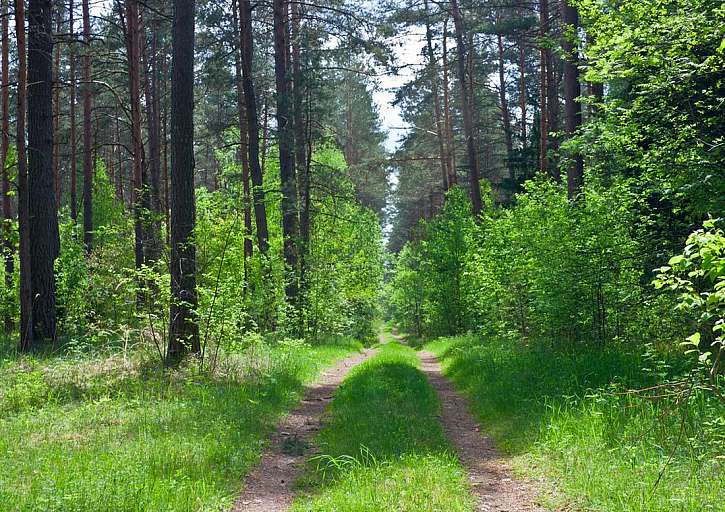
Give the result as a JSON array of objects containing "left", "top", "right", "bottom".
[
  {"left": 419, "top": 351, "right": 546, "bottom": 512},
  {"left": 232, "top": 347, "right": 376, "bottom": 512}
]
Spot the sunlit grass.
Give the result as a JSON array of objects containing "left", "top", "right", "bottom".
[
  {"left": 426, "top": 336, "right": 725, "bottom": 512},
  {"left": 292, "top": 342, "right": 474, "bottom": 512},
  {"left": 0, "top": 337, "right": 361, "bottom": 511}
]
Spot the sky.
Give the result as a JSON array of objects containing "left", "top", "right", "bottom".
[{"left": 372, "top": 28, "right": 426, "bottom": 153}]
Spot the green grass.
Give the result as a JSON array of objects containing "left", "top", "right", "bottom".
[
  {"left": 426, "top": 336, "right": 725, "bottom": 512},
  {"left": 291, "top": 342, "right": 474, "bottom": 512},
  {"left": 0, "top": 337, "right": 362, "bottom": 511}
]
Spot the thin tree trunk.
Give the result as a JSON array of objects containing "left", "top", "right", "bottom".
[
  {"left": 167, "top": 0, "right": 199, "bottom": 360},
  {"left": 239, "top": 0, "right": 270, "bottom": 254},
  {"left": 28, "top": 0, "right": 60, "bottom": 343},
  {"left": 291, "top": 0, "right": 310, "bottom": 316},
  {"left": 16, "top": 0, "right": 33, "bottom": 349},
  {"left": 52, "top": 7, "right": 61, "bottom": 205},
  {"left": 142, "top": 12, "right": 162, "bottom": 264},
  {"left": 539, "top": 0, "right": 549, "bottom": 175},
  {"left": 273, "top": 0, "right": 299, "bottom": 306},
  {"left": 423, "top": 0, "right": 448, "bottom": 191},
  {"left": 519, "top": 38, "right": 527, "bottom": 150},
  {"left": 231, "top": 0, "right": 253, "bottom": 271},
  {"left": 1, "top": 0, "right": 13, "bottom": 333},
  {"left": 562, "top": 0, "right": 583, "bottom": 199},
  {"left": 450, "top": 0, "right": 482, "bottom": 217},
  {"left": 82, "top": 0, "right": 93, "bottom": 251},
  {"left": 125, "top": 0, "right": 145, "bottom": 280},
  {"left": 442, "top": 18, "right": 455, "bottom": 185},
  {"left": 161, "top": 49, "right": 170, "bottom": 242},
  {"left": 496, "top": 28, "right": 513, "bottom": 176},
  {"left": 69, "top": 0, "right": 77, "bottom": 220}
]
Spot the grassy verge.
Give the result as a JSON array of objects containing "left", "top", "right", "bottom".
[
  {"left": 426, "top": 336, "right": 725, "bottom": 512},
  {"left": 0, "top": 337, "right": 361, "bottom": 511},
  {"left": 291, "top": 342, "right": 474, "bottom": 512}
]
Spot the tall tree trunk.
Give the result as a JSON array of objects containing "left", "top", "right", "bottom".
[
  {"left": 562, "top": 0, "right": 583, "bottom": 199},
  {"left": 16, "top": 0, "right": 33, "bottom": 349},
  {"left": 442, "top": 18, "right": 455, "bottom": 185},
  {"left": 142, "top": 12, "right": 162, "bottom": 264},
  {"left": 239, "top": 0, "right": 269, "bottom": 254},
  {"left": 496, "top": 27, "right": 513, "bottom": 176},
  {"left": 273, "top": 0, "right": 299, "bottom": 305},
  {"left": 291, "top": 0, "right": 309, "bottom": 317},
  {"left": 1, "top": 0, "right": 13, "bottom": 333},
  {"left": 125, "top": 0, "right": 144, "bottom": 279},
  {"left": 51, "top": 7, "right": 61, "bottom": 205},
  {"left": 450, "top": 0, "right": 482, "bottom": 217},
  {"left": 69, "top": 0, "right": 77, "bottom": 220},
  {"left": 82, "top": 0, "right": 93, "bottom": 251},
  {"left": 423, "top": 0, "right": 449, "bottom": 191},
  {"left": 161, "top": 49, "right": 170, "bottom": 242},
  {"left": 231, "top": 0, "right": 253, "bottom": 277},
  {"left": 167, "top": 0, "right": 199, "bottom": 360},
  {"left": 539, "top": 0, "right": 549, "bottom": 175},
  {"left": 518, "top": 38, "right": 527, "bottom": 150},
  {"left": 28, "top": 0, "right": 60, "bottom": 342}
]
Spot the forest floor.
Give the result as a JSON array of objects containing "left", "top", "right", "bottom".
[{"left": 236, "top": 332, "right": 544, "bottom": 511}]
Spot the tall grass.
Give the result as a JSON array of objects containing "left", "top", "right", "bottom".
[
  {"left": 426, "top": 336, "right": 725, "bottom": 511},
  {"left": 0, "top": 337, "right": 361, "bottom": 511}
]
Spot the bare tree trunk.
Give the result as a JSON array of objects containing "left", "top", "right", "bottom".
[
  {"left": 240, "top": 0, "right": 270, "bottom": 254},
  {"left": 424, "top": 0, "right": 449, "bottom": 191},
  {"left": 539, "top": 0, "right": 549, "bottom": 175},
  {"left": 442, "top": 18, "right": 455, "bottom": 185},
  {"left": 273, "top": 0, "right": 299, "bottom": 306},
  {"left": 28, "top": 0, "right": 60, "bottom": 343},
  {"left": 519, "top": 38, "right": 527, "bottom": 150},
  {"left": 167, "top": 0, "right": 199, "bottom": 360},
  {"left": 562, "top": 0, "right": 583, "bottom": 199},
  {"left": 16, "top": 0, "right": 33, "bottom": 349},
  {"left": 231, "top": 0, "right": 253, "bottom": 272},
  {"left": 69, "top": 0, "right": 78, "bottom": 220},
  {"left": 142, "top": 12, "right": 162, "bottom": 264},
  {"left": 450, "top": 0, "right": 482, "bottom": 217},
  {"left": 82, "top": 0, "right": 93, "bottom": 251},
  {"left": 52, "top": 7, "right": 61, "bottom": 205},
  {"left": 291, "top": 0, "right": 309, "bottom": 318},
  {"left": 1, "top": 0, "right": 13, "bottom": 333},
  {"left": 125, "top": 0, "right": 145, "bottom": 280},
  {"left": 496, "top": 27, "right": 513, "bottom": 176}
]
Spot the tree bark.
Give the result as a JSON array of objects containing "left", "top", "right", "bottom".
[
  {"left": 239, "top": 0, "right": 269, "bottom": 254},
  {"left": 231, "top": 0, "right": 253, "bottom": 272},
  {"left": 1, "top": 0, "right": 13, "bottom": 333},
  {"left": 82, "top": 0, "right": 93, "bottom": 251},
  {"left": 142, "top": 12, "right": 162, "bottom": 264},
  {"left": 423, "top": 0, "right": 449, "bottom": 192},
  {"left": 450, "top": 0, "right": 482, "bottom": 217},
  {"left": 28, "top": 0, "right": 60, "bottom": 343},
  {"left": 52, "top": 7, "right": 61, "bottom": 205},
  {"left": 518, "top": 37, "right": 527, "bottom": 150},
  {"left": 442, "top": 18, "right": 455, "bottom": 186},
  {"left": 16, "top": 0, "right": 33, "bottom": 349},
  {"left": 496, "top": 27, "right": 513, "bottom": 176},
  {"left": 273, "top": 0, "right": 299, "bottom": 305},
  {"left": 69, "top": 0, "right": 77, "bottom": 220},
  {"left": 125, "top": 0, "right": 145, "bottom": 278},
  {"left": 539, "top": 0, "right": 549, "bottom": 175},
  {"left": 562, "top": 0, "right": 583, "bottom": 199},
  {"left": 167, "top": 0, "right": 199, "bottom": 360}
]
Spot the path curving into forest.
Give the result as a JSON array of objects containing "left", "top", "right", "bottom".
[
  {"left": 419, "top": 350, "right": 546, "bottom": 512},
  {"left": 232, "top": 347, "right": 377, "bottom": 512}
]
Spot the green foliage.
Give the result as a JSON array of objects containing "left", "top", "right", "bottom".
[
  {"left": 654, "top": 219, "right": 725, "bottom": 377},
  {"left": 292, "top": 343, "right": 474, "bottom": 512}
]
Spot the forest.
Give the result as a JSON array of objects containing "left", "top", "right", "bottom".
[{"left": 0, "top": 0, "right": 723, "bottom": 510}]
